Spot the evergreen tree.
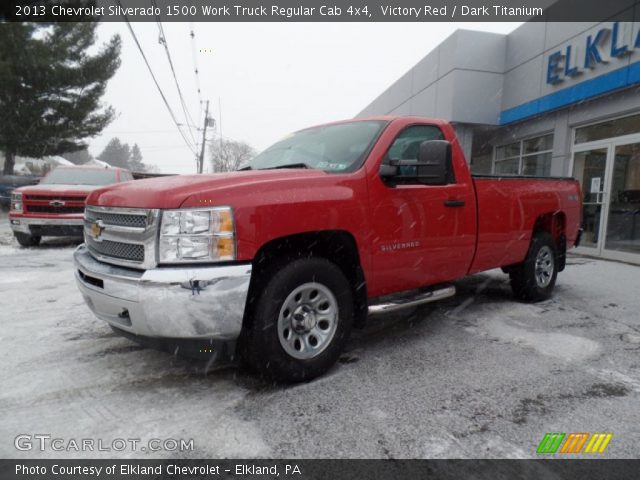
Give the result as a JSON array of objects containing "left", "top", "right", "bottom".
[
  {"left": 97, "top": 138, "right": 130, "bottom": 168},
  {"left": 0, "top": 23, "right": 121, "bottom": 174},
  {"left": 129, "top": 144, "right": 146, "bottom": 172}
]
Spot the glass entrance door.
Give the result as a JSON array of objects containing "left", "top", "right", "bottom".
[
  {"left": 605, "top": 142, "right": 640, "bottom": 256},
  {"left": 572, "top": 147, "right": 608, "bottom": 253},
  {"left": 572, "top": 114, "right": 640, "bottom": 263}
]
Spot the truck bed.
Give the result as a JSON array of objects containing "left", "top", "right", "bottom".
[{"left": 468, "top": 175, "right": 582, "bottom": 274}]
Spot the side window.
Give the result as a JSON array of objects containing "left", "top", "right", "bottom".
[
  {"left": 386, "top": 125, "right": 444, "bottom": 163},
  {"left": 385, "top": 125, "right": 446, "bottom": 181}
]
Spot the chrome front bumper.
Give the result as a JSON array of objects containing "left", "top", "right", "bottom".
[
  {"left": 10, "top": 216, "right": 84, "bottom": 234},
  {"left": 73, "top": 244, "right": 252, "bottom": 340}
]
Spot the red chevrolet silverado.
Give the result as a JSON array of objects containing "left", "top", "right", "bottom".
[
  {"left": 9, "top": 166, "right": 133, "bottom": 246},
  {"left": 74, "top": 117, "right": 582, "bottom": 382}
]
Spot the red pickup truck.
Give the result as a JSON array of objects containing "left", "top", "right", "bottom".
[
  {"left": 9, "top": 166, "right": 133, "bottom": 246},
  {"left": 74, "top": 117, "right": 582, "bottom": 382}
]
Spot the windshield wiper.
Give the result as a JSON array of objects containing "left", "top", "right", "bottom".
[
  {"left": 266, "top": 163, "right": 311, "bottom": 170},
  {"left": 237, "top": 165, "right": 252, "bottom": 171}
]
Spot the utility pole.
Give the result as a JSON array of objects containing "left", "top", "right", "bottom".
[
  {"left": 198, "top": 100, "right": 210, "bottom": 174},
  {"left": 218, "top": 97, "right": 223, "bottom": 150}
]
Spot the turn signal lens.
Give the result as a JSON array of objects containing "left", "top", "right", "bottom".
[
  {"left": 213, "top": 210, "right": 234, "bottom": 234},
  {"left": 215, "top": 237, "right": 235, "bottom": 259}
]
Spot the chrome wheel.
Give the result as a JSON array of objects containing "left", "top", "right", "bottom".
[
  {"left": 277, "top": 282, "right": 339, "bottom": 360},
  {"left": 535, "top": 246, "right": 554, "bottom": 288}
]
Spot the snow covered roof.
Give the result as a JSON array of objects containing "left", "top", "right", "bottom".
[
  {"left": 48, "top": 156, "right": 75, "bottom": 166},
  {"left": 83, "top": 158, "right": 112, "bottom": 168}
]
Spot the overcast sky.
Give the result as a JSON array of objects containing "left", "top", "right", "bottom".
[{"left": 89, "top": 22, "right": 521, "bottom": 174}]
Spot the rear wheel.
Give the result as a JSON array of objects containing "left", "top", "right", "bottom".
[
  {"left": 241, "top": 257, "right": 354, "bottom": 383},
  {"left": 14, "top": 232, "right": 41, "bottom": 247},
  {"left": 509, "top": 232, "right": 557, "bottom": 302}
]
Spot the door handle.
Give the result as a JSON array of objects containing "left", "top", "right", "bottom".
[{"left": 444, "top": 199, "right": 465, "bottom": 207}]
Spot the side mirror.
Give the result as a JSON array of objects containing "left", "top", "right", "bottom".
[
  {"left": 416, "top": 140, "right": 452, "bottom": 185},
  {"left": 379, "top": 163, "right": 398, "bottom": 179}
]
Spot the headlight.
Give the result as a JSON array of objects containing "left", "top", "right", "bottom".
[
  {"left": 158, "top": 207, "right": 235, "bottom": 263},
  {"left": 10, "top": 192, "right": 23, "bottom": 213}
]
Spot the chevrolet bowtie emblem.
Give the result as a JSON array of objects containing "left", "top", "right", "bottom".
[{"left": 90, "top": 221, "right": 104, "bottom": 240}]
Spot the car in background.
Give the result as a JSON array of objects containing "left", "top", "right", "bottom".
[
  {"left": 0, "top": 175, "right": 40, "bottom": 211},
  {"left": 9, "top": 166, "right": 133, "bottom": 246}
]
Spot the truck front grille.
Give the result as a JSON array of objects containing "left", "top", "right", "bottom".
[
  {"left": 84, "top": 206, "right": 159, "bottom": 269},
  {"left": 25, "top": 195, "right": 87, "bottom": 202},
  {"left": 85, "top": 209, "right": 147, "bottom": 228},
  {"left": 23, "top": 194, "right": 86, "bottom": 215},
  {"left": 86, "top": 238, "right": 145, "bottom": 263},
  {"left": 27, "top": 205, "right": 85, "bottom": 214}
]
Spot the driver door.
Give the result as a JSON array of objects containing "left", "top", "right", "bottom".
[{"left": 368, "top": 124, "right": 476, "bottom": 296}]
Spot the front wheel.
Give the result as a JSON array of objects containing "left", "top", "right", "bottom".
[
  {"left": 14, "top": 232, "right": 41, "bottom": 247},
  {"left": 241, "top": 257, "right": 354, "bottom": 383},
  {"left": 509, "top": 232, "right": 558, "bottom": 302}
]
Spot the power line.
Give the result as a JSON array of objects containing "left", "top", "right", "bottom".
[
  {"left": 116, "top": 0, "right": 198, "bottom": 157},
  {"left": 151, "top": 1, "right": 198, "bottom": 147}
]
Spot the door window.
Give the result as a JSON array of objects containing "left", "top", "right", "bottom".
[
  {"left": 385, "top": 125, "right": 444, "bottom": 181},
  {"left": 386, "top": 125, "right": 444, "bottom": 162}
]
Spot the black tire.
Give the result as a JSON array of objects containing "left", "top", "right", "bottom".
[
  {"left": 241, "top": 257, "right": 354, "bottom": 383},
  {"left": 509, "top": 232, "right": 558, "bottom": 302},
  {"left": 14, "top": 232, "right": 41, "bottom": 247}
]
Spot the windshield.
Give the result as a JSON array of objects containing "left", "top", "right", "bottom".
[
  {"left": 246, "top": 120, "right": 388, "bottom": 172},
  {"left": 41, "top": 168, "right": 118, "bottom": 186}
]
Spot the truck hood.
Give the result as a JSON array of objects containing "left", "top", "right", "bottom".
[
  {"left": 87, "top": 169, "right": 329, "bottom": 209},
  {"left": 16, "top": 184, "right": 101, "bottom": 195}
]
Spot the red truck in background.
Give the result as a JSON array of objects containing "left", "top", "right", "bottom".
[
  {"left": 73, "top": 117, "right": 582, "bottom": 382},
  {"left": 9, "top": 166, "right": 133, "bottom": 246}
]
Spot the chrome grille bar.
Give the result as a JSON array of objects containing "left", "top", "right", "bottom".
[
  {"left": 84, "top": 206, "right": 160, "bottom": 270},
  {"left": 85, "top": 208, "right": 148, "bottom": 229}
]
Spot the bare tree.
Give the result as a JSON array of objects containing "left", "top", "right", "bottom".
[{"left": 209, "top": 137, "right": 255, "bottom": 172}]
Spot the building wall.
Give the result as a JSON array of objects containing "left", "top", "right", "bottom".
[
  {"left": 357, "top": 11, "right": 640, "bottom": 128},
  {"left": 357, "top": 29, "right": 507, "bottom": 125}
]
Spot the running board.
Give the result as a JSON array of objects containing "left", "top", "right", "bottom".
[{"left": 368, "top": 285, "right": 456, "bottom": 316}]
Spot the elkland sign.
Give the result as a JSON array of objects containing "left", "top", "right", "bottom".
[
  {"left": 547, "top": 22, "right": 640, "bottom": 85},
  {"left": 501, "top": 21, "right": 640, "bottom": 124}
]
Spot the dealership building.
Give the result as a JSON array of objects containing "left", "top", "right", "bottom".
[{"left": 358, "top": 18, "right": 640, "bottom": 264}]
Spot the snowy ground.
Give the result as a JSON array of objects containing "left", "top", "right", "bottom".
[{"left": 1, "top": 210, "right": 639, "bottom": 459}]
